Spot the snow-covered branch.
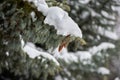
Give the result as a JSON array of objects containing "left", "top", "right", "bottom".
[
  {"left": 26, "top": 0, "right": 82, "bottom": 38},
  {"left": 20, "top": 35, "right": 60, "bottom": 66}
]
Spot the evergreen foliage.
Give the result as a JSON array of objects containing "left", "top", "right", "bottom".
[
  {"left": 0, "top": 0, "right": 65, "bottom": 79},
  {"left": 56, "top": 0, "right": 120, "bottom": 80},
  {"left": 0, "top": 0, "right": 120, "bottom": 80}
]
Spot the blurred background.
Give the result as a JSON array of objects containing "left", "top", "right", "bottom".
[{"left": 0, "top": 0, "right": 120, "bottom": 80}]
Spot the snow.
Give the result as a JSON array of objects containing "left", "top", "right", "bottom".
[
  {"left": 20, "top": 36, "right": 59, "bottom": 66},
  {"left": 24, "top": 0, "right": 117, "bottom": 68},
  {"left": 20, "top": 33, "right": 115, "bottom": 67},
  {"left": 89, "top": 42, "right": 115, "bottom": 55},
  {"left": 44, "top": 7, "right": 82, "bottom": 38},
  {"left": 89, "top": 8, "right": 101, "bottom": 17},
  {"left": 94, "top": 26, "right": 119, "bottom": 40},
  {"left": 30, "top": 11, "right": 37, "bottom": 22},
  {"left": 23, "top": 42, "right": 59, "bottom": 66},
  {"left": 97, "top": 67, "right": 110, "bottom": 75},
  {"left": 102, "top": 30, "right": 118, "bottom": 40},
  {"left": 63, "top": 78, "right": 68, "bottom": 80},
  {"left": 54, "top": 47, "right": 92, "bottom": 64},
  {"left": 78, "top": 0, "right": 90, "bottom": 4},
  {"left": 54, "top": 48, "right": 78, "bottom": 63},
  {"left": 55, "top": 75, "right": 63, "bottom": 80},
  {"left": 23, "top": 42, "right": 41, "bottom": 58},
  {"left": 26, "top": 0, "right": 82, "bottom": 38},
  {"left": 75, "top": 4, "right": 79, "bottom": 10},
  {"left": 5, "top": 61, "right": 8, "bottom": 66},
  {"left": 101, "top": 11, "right": 109, "bottom": 17},
  {"left": 114, "top": 77, "right": 120, "bottom": 80},
  {"left": 71, "top": 10, "right": 76, "bottom": 15},
  {"left": 64, "top": 68, "right": 71, "bottom": 77},
  {"left": 6, "top": 51, "right": 9, "bottom": 56},
  {"left": 76, "top": 51, "right": 92, "bottom": 64},
  {"left": 112, "top": 5, "right": 120, "bottom": 13},
  {"left": 80, "top": 11, "right": 89, "bottom": 19},
  {"left": 101, "top": 10, "right": 115, "bottom": 20},
  {"left": 54, "top": 42, "right": 115, "bottom": 64},
  {"left": 26, "top": 0, "right": 48, "bottom": 16},
  {"left": 76, "top": 51, "right": 92, "bottom": 61}
]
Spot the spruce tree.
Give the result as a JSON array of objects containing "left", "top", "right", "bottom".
[
  {"left": 0, "top": 0, "right": 120, "bottom": 80},
  {"left": 0, "top": 0, "right": 66, "bottom": 80},
  {"left": 54, "top": 0, "right": 120, "bottom": 80}
]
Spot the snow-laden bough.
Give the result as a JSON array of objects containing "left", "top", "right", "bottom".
[
  {"left": 27, "top": 0, "right": 84, "bottom": 51},
  {"left": 27, "top": 0, "right": 82, "bottom": 38},
  {"left": 20, "top": 35, "right": 60, "bottom": 66}
]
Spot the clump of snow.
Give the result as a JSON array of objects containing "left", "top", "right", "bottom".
[
  {"left": 54, "top": 47, "right": 92, "bottom": 64},
  {"left": 75, "top": 4, "right": 79, "bottom": 10},
  {"left": 5, "top": 61, "right": 8, "bottom": 66},
  {"left": 30, "top": 11, "right": 37, "bottom": 22},
  {"left": 71, "top": 10, "right": 76, "bottom": 15},
  {"left": 89, "top": 42, "right": 115, "bottom": 55},
  {"left": 76, "top": 51, "right": 92, "bottom": 60},
  {"left": 23, "top": 42, "right": 40, "bottom": 58},
  {"left": 64, "top": 68, "right": 71, "bottom": 77},
  {"left": 97, "top": 67, "right": 110, "bottom": 75},
  {"left": 26, "top": 0, "right": 82, "bottom": 38},
  {"left": 54, "top": 48, "right": 78, "bottom": 63},
  {"left": 55, "top": 75, "right": 63, "bottom": 80},
  {"left": 114, "top": 77, "right": 120, "bottom": 80},
  {"left": 78, "top": 0, "right": 90, "bottom": 4},
  {"left": 80, "top": 11, "right": 89, "bottom": 19},
  {"left": 23, "top": 42, "right": 60, "bottom": 66},
  {"left": 20, "top": 36, "right": 59, "bottom": 66},
  {"left": 63, "top": 77, "right": 68, "bottom": 80},
  {"left": 112, "top": 5, "right": 120, "bottom": 13},
  {"left": 43, "top": 7, "right": 82, "bottom": 38},
  {"left": 101, "top": 10, "right": 116, "bottom": 20},
  {"left": 26, "top": 0, "right": 48, "bottom": 16},
  {"left": 76, "top": 51, "right": 92, "bottom": 64},
  {"left": 6, "top": 51, "right": 9, "bottom": 56},
  {"left": 94, "top": 26, "right": 119, "bottom": 40},
  {"left": 89, "top": 8, "right": 101, "bottom": 17},
  {"left": 99, "top": 18, "right": 116, "bottom": 25}
]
